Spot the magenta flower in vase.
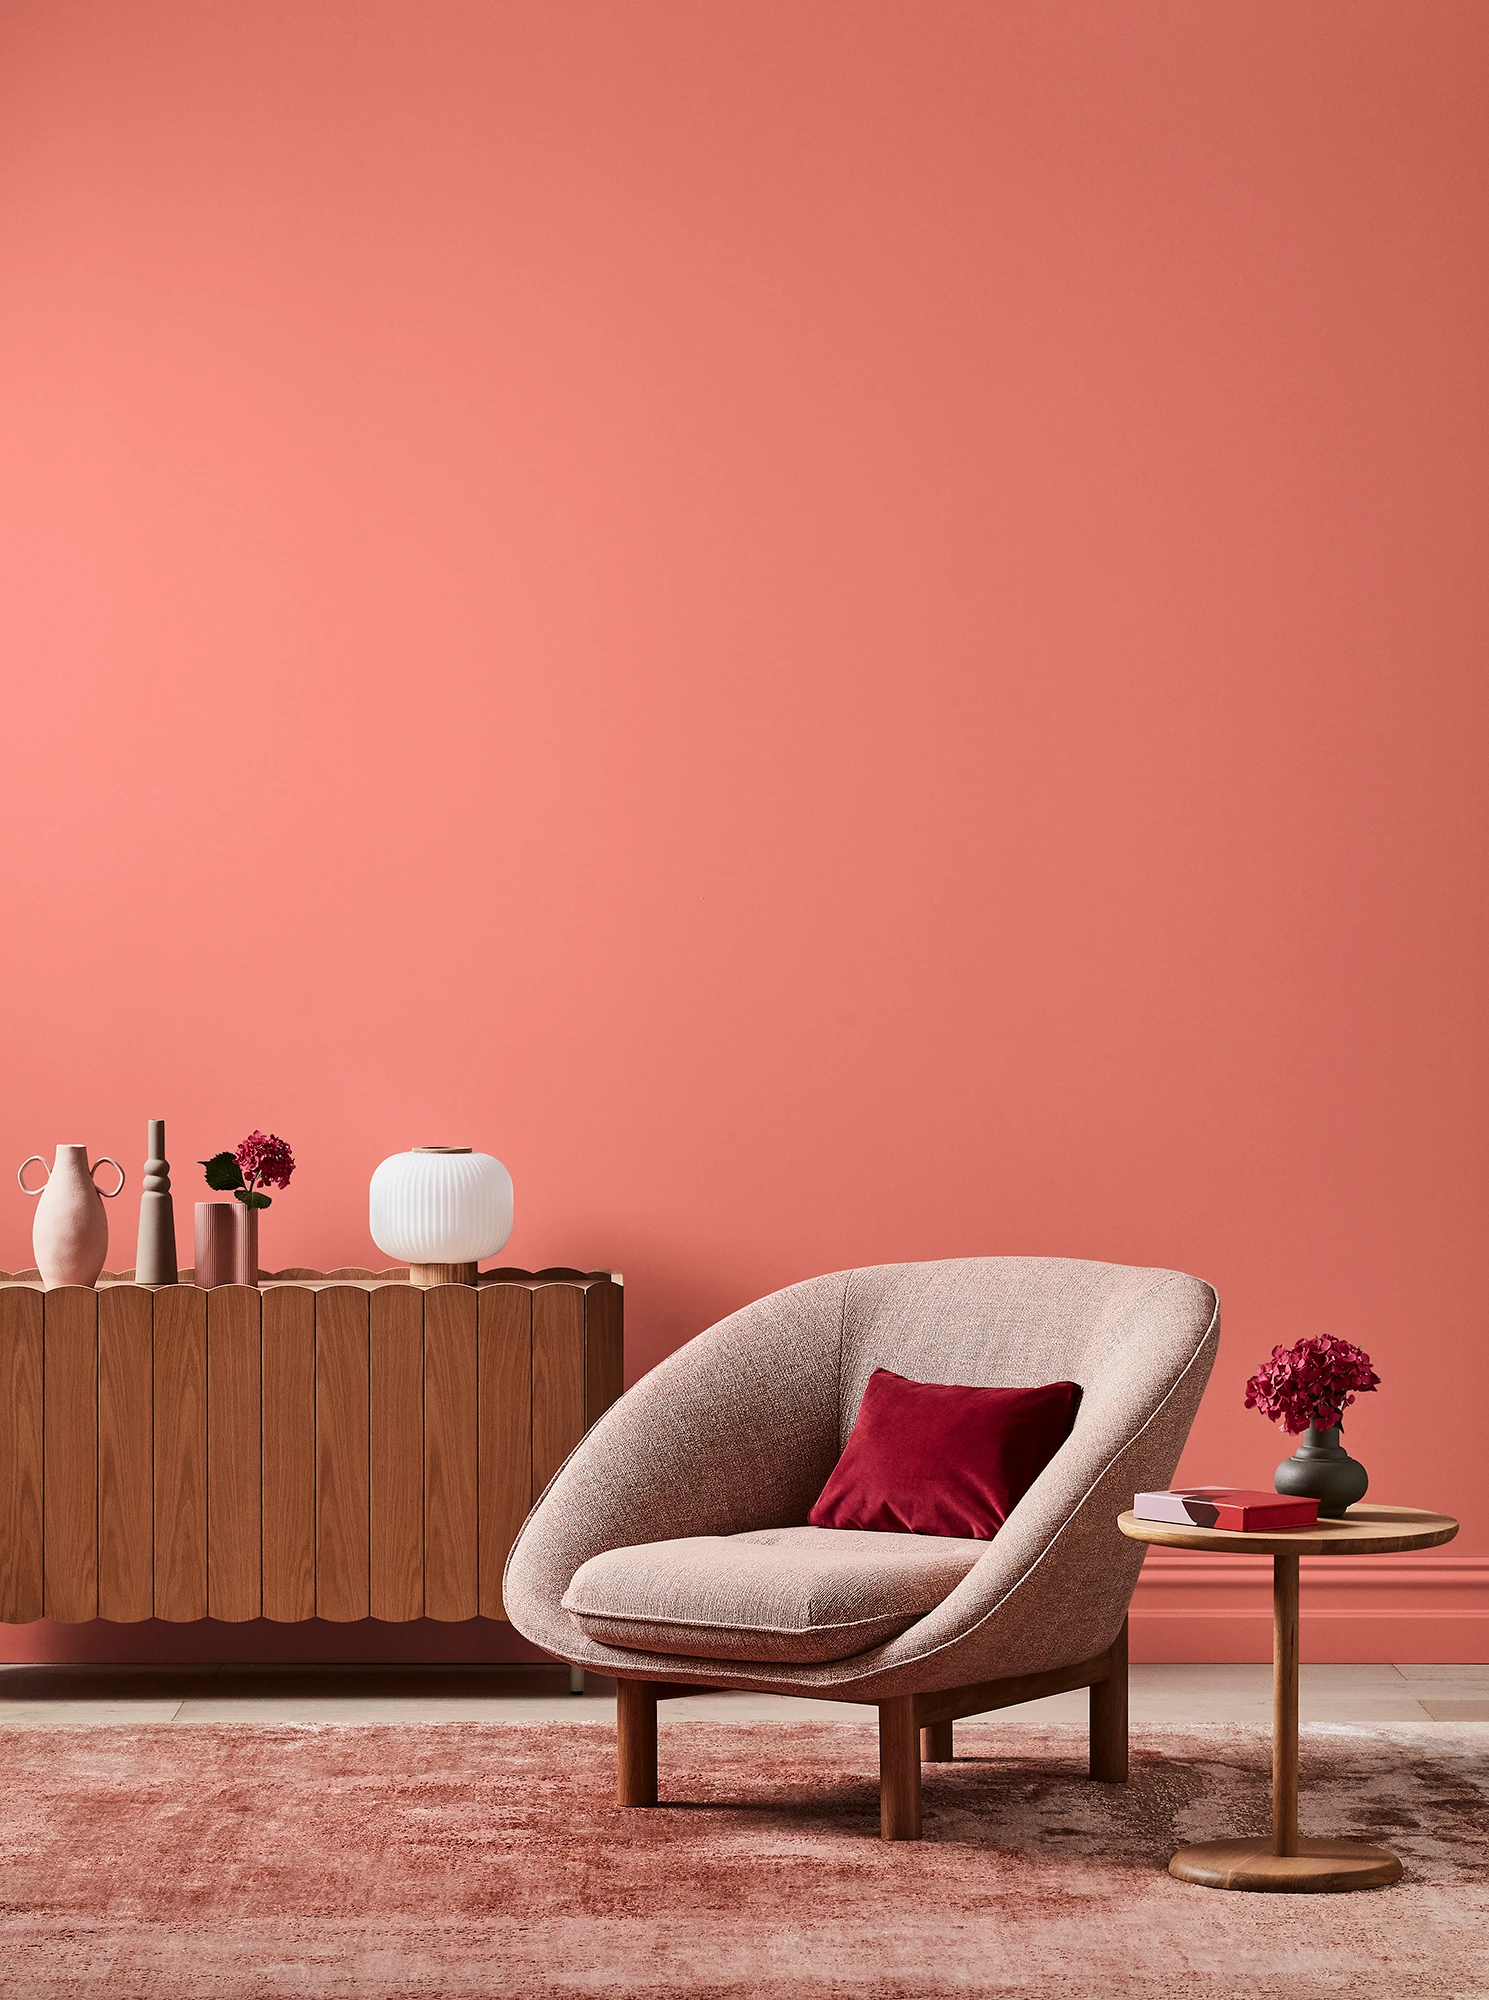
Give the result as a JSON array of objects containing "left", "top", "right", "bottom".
[
  {"left": 1244, "top": 1335, "right": 1379, "bottom": 1518},
  {"left": 200, "top": 1132, "right": 295, "bottom": 1285}
]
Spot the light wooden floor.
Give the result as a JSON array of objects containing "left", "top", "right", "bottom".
[{"left": 0, "top": 1661, "right": 1483, "bottom": 1727}]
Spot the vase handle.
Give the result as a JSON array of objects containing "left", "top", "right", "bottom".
[
  {"left": 17, "top": 1156, "right": 48, "bottom": 1196},
  {"left": 91, "top": 1157, "right": 126, "bottom": 1198}
]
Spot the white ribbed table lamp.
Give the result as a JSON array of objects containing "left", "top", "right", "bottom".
[{"left": 369, "top": 1146, "right": 514, "bottom": 1287}]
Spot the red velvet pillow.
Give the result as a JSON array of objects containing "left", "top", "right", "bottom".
[{"left": 807, "top": 1369, "right": 1082, "bottom": 1540}]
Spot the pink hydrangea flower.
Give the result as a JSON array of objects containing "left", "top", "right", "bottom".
[
  {"left": 236, "top": 1131, "right": 295, "bottom": 1191},
  {"left": 1244, "top": 1335, "right": 1380, "bottom": 1436}
]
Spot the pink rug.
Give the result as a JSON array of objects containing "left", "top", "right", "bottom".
[{"left": 0, "top": 1720, "right": 1484, "bottom": 1998}]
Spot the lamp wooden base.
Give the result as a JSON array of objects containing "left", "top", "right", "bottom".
[
  {"left": 408, "top": 1261, "right": 479, "bottom": 1287},
  {"left": 1169, "top": 1837, "right": 1402, "bottom": 1893}
]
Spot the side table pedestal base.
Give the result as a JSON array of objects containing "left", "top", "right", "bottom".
[{"left": 1169, "top": 1836, "right": 1402, "bottom": 1893}]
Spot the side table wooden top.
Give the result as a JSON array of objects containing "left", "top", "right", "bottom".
[{"left": 1118, "top": 1502, "right": 1457, "bottom": 1559}]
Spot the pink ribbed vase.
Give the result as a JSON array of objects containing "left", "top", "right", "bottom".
[
  {"left": 194, "top": 1202, "right": 236, "bottom": 1289},
  {"left": 232, "top": 1203, "right": 259, "bottom": 1286}
]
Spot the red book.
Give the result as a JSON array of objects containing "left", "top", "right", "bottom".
[{"left": 1133, "top": 1487, "right": 1319, "bottom": 1531}]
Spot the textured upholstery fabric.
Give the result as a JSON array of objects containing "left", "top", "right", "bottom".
[
  {"left": 807, "top": 1369, "right": 1081, "bottom": 1539},
  {"left": 563, "top": 1525, "right": 989, "bottom": 1662},
  {"left": 504, "top": 1258, "right": 1219, "bottom": 1700}
]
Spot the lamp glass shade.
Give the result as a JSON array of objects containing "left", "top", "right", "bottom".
[{"left": 369, "top": 1148, "right": 513, "bottom": 1265}]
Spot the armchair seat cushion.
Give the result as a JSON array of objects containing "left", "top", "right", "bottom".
[
  {"left": 562, "top": 1525, "right": 987, "bottom": 1664},
  {"left": 560, "top": 1520, "right": 988, "bottom": 1664}
]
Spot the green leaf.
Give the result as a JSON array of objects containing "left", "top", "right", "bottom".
[
  {"left": 235, "top": 1189, "right": 272, "bottom": 1209},
  {"left": 201, "top": 1152, "right": 245, "bottom": 1192}
]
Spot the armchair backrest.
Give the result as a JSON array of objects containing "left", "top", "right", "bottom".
[{"left": 840, "top": 1255, "right": 1215, "bottom": 1451}]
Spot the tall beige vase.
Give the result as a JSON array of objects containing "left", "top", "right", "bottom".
[
  {"left": 18, "top": 1144, "right": 126, "bottom": 1288},
  {"left": 134, "top": 1117, "right": 178, "bottom": 1286}
]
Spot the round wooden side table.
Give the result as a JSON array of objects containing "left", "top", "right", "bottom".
[{"left": 1118, "top": 1503, "right": 1458, "bottom": 1892}]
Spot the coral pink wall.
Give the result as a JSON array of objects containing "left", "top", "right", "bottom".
[{"left": 1, "top": 2, "right": 1485, "bottom": 1665}]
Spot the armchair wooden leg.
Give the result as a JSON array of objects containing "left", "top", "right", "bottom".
[
  {"left": 617, "top": 1678, "right": 659, "bottom": 1807},
  {"left": 879, "top": 1696, "right": 922, "bottom": 1840},
  {"left": 920, "top": 1719, "right": 954, "bottom": 1762},
  {"left": 1089, "top": 1616, "right": 1129, "bottom": 1783}
]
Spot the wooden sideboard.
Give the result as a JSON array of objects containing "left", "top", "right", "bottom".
[{"left": 0, "top": 1268, "right": 622, "bottom": 1625}]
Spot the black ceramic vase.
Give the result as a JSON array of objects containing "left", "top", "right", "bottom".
[{"left": 1273, "top": 1423, "right": 1368, "bottom": 1518}]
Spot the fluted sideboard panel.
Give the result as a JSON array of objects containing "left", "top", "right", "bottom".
[{"left": 0, "top": 1271, "right": 622, "bottom": 1624}]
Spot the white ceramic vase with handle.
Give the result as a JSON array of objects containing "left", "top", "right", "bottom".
[{"left": 18, "top": 1144, "right": 126, "bottom": 1288}]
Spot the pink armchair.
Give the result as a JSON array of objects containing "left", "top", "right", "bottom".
[{"left": 505, "top": 1256, "right": 1219, "bottom": 1839}]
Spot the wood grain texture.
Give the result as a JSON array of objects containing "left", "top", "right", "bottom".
[
  {"left": 43, "top": 1287, "right": 98, "bottom": 1622},
  {"left": 1167, "top": 1835, "right": 1403, "bottom": 1892},
  {"left": 878, "top": 1695, "right": 922, "bottom": 1840},
  {"left": 315, "top": 1286, "right": 370, "bottom": 1621},
  {"left": 1273, "top": 1552, "right": 1300, "bottom": 1855},
  {"left": 0, "top": 1287, "right": 43, "bottom": 1622},
  {"left": 370, "top": 1284, "right": 423, "bottom": 1622},
  {"left": 423, "top": 1286, "right": 478, "bottom": 1621},
  {"left": 912, "top": 1648, "right": 1116, "bottom": 1729},
  {"left": 1116, "top": 1504, "right": 1458, "bottom": 1557},
  {"left": 582, "top": 1279, "right": 624, "bottom": 1427},
  {"left": 920, "top": 1721, "right": 954, "bottom": 1762},
  {"left": 478, "top": 1284, "right": 531, "bottom": 1618},
  {"left": 261, "top": 1286, "right": 315, "bottom": 1622},
  {"left": 616, "top": 1679, "right": 659, "bottom": 1807},
  {"left": 0, "top": 1270, "right": 614, "bottom": 1626},
  {"left": 153, "top": 1286, "right": 207, "bottom": 1620},
  {"left": 207, "top": 1286, "right": 262, "bottom": 1621},
  {"left": 98, "top": 1286, "right": 153, "bottom": 1621},
  {"left": 532, "top": 1283, "right": 585, "bottom": 1497},
  {"left": 1089, "top": 1616, "right": 1129, "bottom": 1782}
]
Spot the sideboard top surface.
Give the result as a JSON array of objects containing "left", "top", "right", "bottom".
[{"left": 0, "top": 1266, "right": 622, "bottom": 1292}]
